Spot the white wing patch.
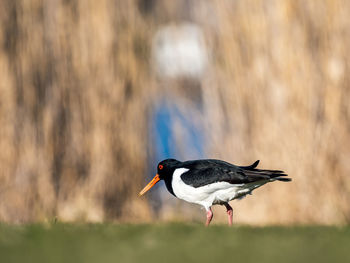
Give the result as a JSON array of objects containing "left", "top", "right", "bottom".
[{"left": 171, "top": 168, "right": 268, "bottom": 210}]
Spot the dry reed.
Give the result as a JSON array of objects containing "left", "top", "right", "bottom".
[{"left": 0, "top": 0, "right": 349, "bottom": 224}]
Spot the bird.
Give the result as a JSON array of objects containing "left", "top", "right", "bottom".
[{"left": 139, "top": 158, "right": 291, "bottom": 226}]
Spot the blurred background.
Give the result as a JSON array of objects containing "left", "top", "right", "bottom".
[{"left": 0, "top": 0, "right": 349, "bottom": 225}]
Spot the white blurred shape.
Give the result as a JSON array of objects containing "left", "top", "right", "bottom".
[
  {"left": 152, "top": 23, "right": 208, "bottom": 78},
  {"left": 327, "top": 57, "right": 344, "bottom": 83}
]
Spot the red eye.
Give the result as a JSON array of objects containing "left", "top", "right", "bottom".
[{"left": 158, "top": 164, "right": 163, "bottom": 170}]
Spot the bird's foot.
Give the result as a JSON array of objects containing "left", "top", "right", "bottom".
[
  {"left": 205, "top": 209, "right": 213, "bottom": 227},
  {"left": 227, "top": 209, "right": 233, "bottom": 226},
  {"left": 224, "top": 203, "right": 233, "bottom": 226}
]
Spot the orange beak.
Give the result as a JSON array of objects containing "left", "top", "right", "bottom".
[{"left": 139, "top": 174, "right": 160, "bottom": 196}]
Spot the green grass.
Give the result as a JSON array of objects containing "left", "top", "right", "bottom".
[{"left": 0, "top": 223, "right": 349, "bottom": 263}]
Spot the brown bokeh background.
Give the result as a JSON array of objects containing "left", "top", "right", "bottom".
[{"left": 0, "top": 0, "right": 349, "bottom": 224}]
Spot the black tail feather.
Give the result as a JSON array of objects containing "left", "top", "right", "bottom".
[
  {"left": 239, "top": 161, "right": 291, "bottom": 182},
  {"left": 275, "top": 177, "right": 292, "bottom": 182},
  {"left": 240, "top": 160, "right": 260, "bottom": 170}
]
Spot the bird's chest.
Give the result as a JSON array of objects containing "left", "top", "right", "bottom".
[
  {"left": 171, "top": 168, "right": 206, "bottom": 203},
  {"left": 171, "top": 168, "right": 241, "bottom": 205}
]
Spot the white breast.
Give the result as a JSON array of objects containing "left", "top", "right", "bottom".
[{"left": 171, "top": 168, "right": 265, "bottom": 210}]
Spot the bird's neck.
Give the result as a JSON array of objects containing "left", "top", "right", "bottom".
[{"left": 163, "top": 176, "right": 176, "bottom": 197}]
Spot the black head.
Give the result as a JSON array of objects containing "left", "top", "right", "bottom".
[
  {"left": 139, "top": 158, "right": 181, "bottom": 196},
  {"left": 157, "top": 159, "right": 181, "bottom": 180}
]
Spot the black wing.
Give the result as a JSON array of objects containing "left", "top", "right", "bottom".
[{"left": 180, "top": 159, "right": 290, "bottom": 188}]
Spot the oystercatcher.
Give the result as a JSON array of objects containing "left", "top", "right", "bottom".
[{"left": 139, "top": 159, "right": 291, "bottom": 226}]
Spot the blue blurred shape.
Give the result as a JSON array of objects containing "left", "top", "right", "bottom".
[{"left": 152, "top": 101, "right": 204, "bottom": 162}]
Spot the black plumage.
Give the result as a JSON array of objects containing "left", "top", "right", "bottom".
[{"left": 165, "top": 159, "right": 290, "bottom": 188}]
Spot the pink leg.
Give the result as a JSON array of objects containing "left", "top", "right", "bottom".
[
  {"left": 205, "top": 208, "right": 213, "bottom": 227},
  {"left": 224, "top": 203, "right": 233, "bottom": 226}
]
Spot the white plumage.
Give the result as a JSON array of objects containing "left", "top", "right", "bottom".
[{"left": 172, "top": 168, "right": 268, "bottom": 211}]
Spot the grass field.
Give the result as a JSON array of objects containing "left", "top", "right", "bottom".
[{"left": 0, "top": 223, "right": 349, "bottom": 263}]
